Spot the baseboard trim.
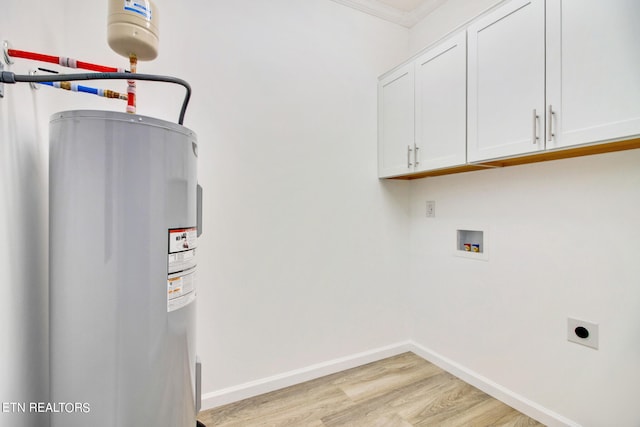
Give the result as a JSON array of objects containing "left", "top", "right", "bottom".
[
  {"left": 201, "top": 340, "right": 579, "bottom": 426},
  {"left": 201, "top": 341, "right": 413, "bottom": 410},
  {"left": 408, "top": 341, "right": 580, "bottom": 427}
]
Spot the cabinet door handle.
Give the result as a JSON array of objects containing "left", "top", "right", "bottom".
[
  {"left": 532, "top": 109, "right": 539, "bottom": 144},
  {"left": 548, "top": 105, "right": 555, "bottom": 142},
  {"left": 407, "top": 145, "right": 413, "bottom": 168},
  {"left": 414, "top": 143, "right": 420, "bottom": 167}
]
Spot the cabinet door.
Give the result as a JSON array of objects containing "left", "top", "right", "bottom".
[
  {"left": 415, "top": 32, "right": 467, "bottom": 171},
  {"left": 467, "top": 0, "right": 545, "bottom": 162},
  {"left": 378, "top": 63, "right": 415, "bottom": 178},
  {"left": 546, "top": 0, "right": 640, "bottom": 149}
]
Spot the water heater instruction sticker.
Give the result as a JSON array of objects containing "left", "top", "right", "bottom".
[
  {"left": 168, "top": 268, "right": 197, "bottom": 312},
  {"left": 167, "top": 227, "right": 198, "bottom": 312}
]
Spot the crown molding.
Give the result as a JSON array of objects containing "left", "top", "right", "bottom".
[{"left": 330, "top": 0, "right": 448, "bottom": 27}]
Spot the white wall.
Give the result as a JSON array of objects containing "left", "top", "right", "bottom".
[
  {"left": 407, "top": 2, "right": 640, "bottom": 426},
  {"left": 0, "top": 2, "right": 65, "bottom": 426},
  {"left": 1, "top": 0, "right": 411, "bottom": 423},
  {"left": 409, "top": 0, "right": 500, "bottom": 54},
  {"left": 168, "top": 0, "right": 412, "bottom": 400},
  {"left": 409, "top": 152, "right": 640, "bottom": 427}
]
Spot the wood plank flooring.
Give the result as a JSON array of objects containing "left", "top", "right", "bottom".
[{"left": 197, "top": 352, "right": 544, "bottom": 426}]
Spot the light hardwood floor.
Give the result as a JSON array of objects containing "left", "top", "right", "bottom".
[{"left": 197, "top": 352, "right": 545, "bottom": 426}]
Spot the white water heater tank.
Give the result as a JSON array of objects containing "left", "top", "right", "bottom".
[
  {"left": 108, "top": 0, "right": 159, "bottom": 60},
  {"left": 49, "top": 110, "right": 201, "bottom": 426}
]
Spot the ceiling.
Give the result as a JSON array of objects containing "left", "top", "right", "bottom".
[
  {"left": 329, "top": 0, "right": 448, "bottom": 27},
  {"left": 377, "top": 0, "right": 434, "bottom": 12}
]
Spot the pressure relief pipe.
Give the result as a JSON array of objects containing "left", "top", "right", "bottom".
[{"left": 0, "top": 71, "right": 191, "bottom": 125}]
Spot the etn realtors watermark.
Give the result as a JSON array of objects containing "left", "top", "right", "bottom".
[{"left": 2, "top": 402, "right": 90, "bottom": 413}]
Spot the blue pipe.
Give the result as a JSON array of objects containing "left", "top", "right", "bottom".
[{"left": 39, "top": 81, "right": 100, "bottom": 96}]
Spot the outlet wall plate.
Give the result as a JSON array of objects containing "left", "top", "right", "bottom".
[
  {"left": 567, "top": 318, "right": 599, "bottom": 349},
  {"left": 426, "top": 200, "right": 435, "bottom": 218}
]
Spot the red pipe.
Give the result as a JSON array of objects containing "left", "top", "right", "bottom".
[
  {"left": 7, "top": 49, "right": 58, "bottom": 64},
  {"left": 75, "top": 60, "right": 120, "bottom": 73},
  {"left": 7, "top": 49, "right": 125, "bottom": 73}
]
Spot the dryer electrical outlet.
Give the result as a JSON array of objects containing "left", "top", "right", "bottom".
[{"left": 567, "top": 318, "right": 599, "bottom": 349}]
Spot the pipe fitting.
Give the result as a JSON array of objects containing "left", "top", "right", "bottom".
[
  {"left": 0, "top": 71, "right": 16, "bottom": 83},
  {"left": 3, "top": 40, "right": 14, "bottom": 65}
]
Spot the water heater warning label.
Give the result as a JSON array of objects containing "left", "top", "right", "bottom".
[
  {"left": 167, "top": 227, "right": 198, "bottom": 312},
  {"left": 169, "top": 227, "right": 197, "bottom": 254},
  {"left": 167, "top": 268, "right": 196, "bottom": 312}
]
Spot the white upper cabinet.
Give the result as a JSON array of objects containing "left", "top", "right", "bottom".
[
  {"left": 378, "top": 0, "right": 640, "bottom": 178},
  {"left": 546, "top": 0, "right": 640, "bottom": 149},
  {"left": 378, "top": 32, "right": 467, "bottom": 178},
  {"left": 415, "top": 32, "right": 467, "bottom": 171},
  {"left": 467, "top": 0, "right": 546, "bottom": 162},
  {"left": 378, "top": 63, "right": 415, "bottom": 178}
]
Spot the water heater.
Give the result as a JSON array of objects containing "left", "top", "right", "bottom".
[{"left": 49, "top": 110, "right": 201, "bottom": 426}]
